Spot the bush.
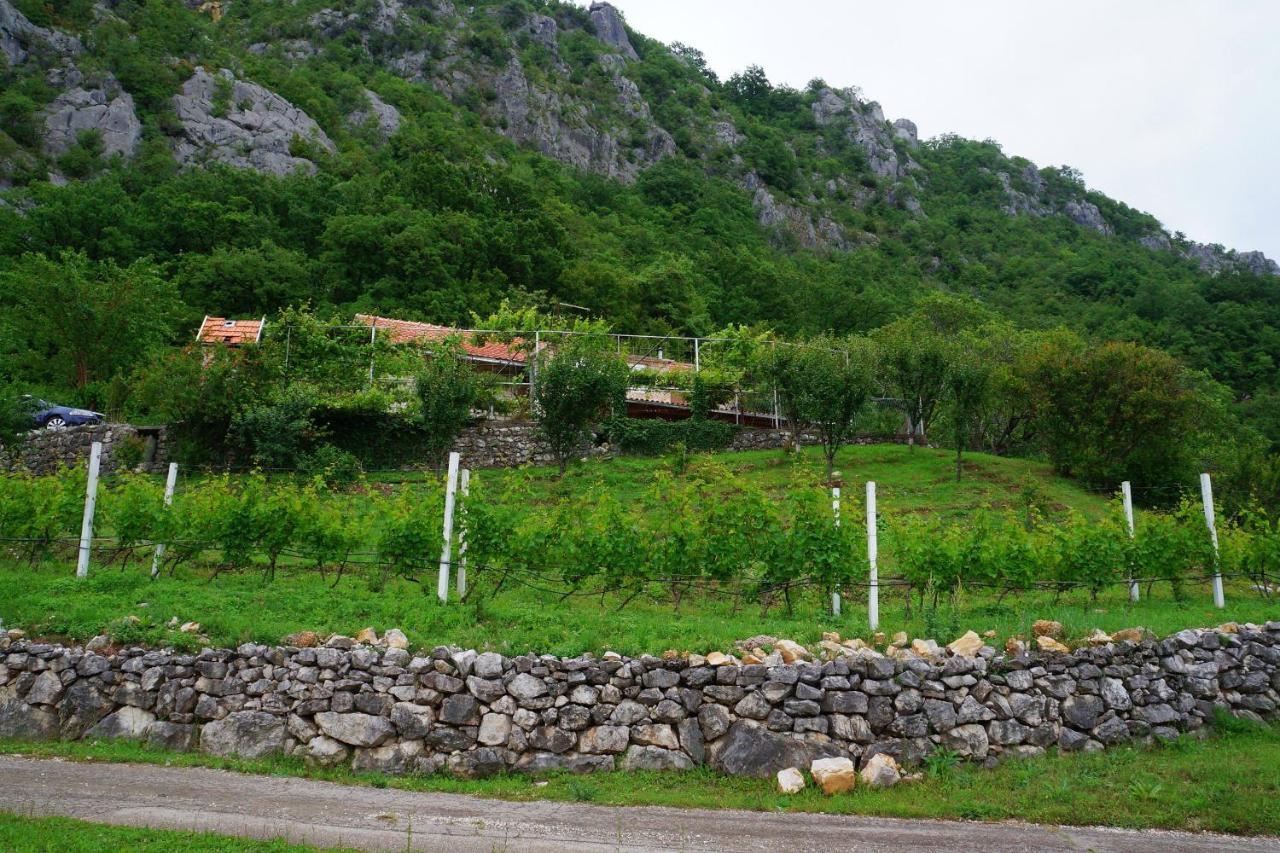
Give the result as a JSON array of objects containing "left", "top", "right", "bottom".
[
  {"left": 228, "top": 391, "right": 318, "bottom": 469},
  {"left": 301, "top": 444, "right": 364, "bottom": 488},
  {"left": 603, "top": 417, "right": 734, "bottom": 455}
]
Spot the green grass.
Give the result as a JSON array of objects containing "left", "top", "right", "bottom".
[
  {"left": 3, "top": 444, "right": 1275, "bottom": 656},
  {"left": 0, "top": 811, "right": 348, "bottom": 851},
  {"left": 2, "top": 554, "right": 1274, "bottom": 657},
  {"left": 378, "top": 442, "right": 1113, "bottom": 521},
  {"left": 4, "top": 712, "right": 1279, "bottom": 835}
]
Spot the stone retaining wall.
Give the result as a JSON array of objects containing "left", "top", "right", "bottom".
[
  {"left": 452, "top": 422, "right": 603, "bottom": 470},
  {"left": 0, "top": 423, "right": 170, "bottom": 476},
  {"left": 2, "top": 624, "right": 1277, "bottom": 779}
]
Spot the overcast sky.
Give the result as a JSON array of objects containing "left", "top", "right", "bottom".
[{"left": 595, "top": 1, "right": 1279, "bottom": 260}]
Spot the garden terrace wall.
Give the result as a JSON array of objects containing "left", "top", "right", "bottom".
[
  {"left": 1, "top": 626, "right": 1277, "bottom": 779},
  {"left": 0, "top": 424, "right": 169, "bottom": 476}
]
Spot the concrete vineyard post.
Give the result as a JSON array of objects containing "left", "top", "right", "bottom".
[
  {"left": 456, "top": 468, "right": 470, "bottom": 599},
  {"left": 831, "top": 482, "right": 841, "bottom": 617},
  {"left": 1121, "top": 481, "right": 1138, "bottom": 602},
  {"left": 76, "top": 441, "right": 102, "bottom": 578},
  {"left": 150, "top": 462, "right": 179, "bottom": 580},
  {"left": 1200, "top": 473, "right": 1224, "bottom": 608},
  {"left": 866, "top": 480, "right": 878, "bottom": 632},
  {"left": 438, "top": 452, "right": 460, "bottom": 604}
]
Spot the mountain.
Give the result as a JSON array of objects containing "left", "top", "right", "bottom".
[{"left": 1, "top": 0, "right": 1277, "bottom": 418}]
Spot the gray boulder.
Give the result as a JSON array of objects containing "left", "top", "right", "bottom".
[
  {"left": 200, "top": 710, "right": 286, "bottom": 758},
  {"left": 147, "top": 721, "right": 198, "bottom": 752},
  {"left": 345, "top": 89, "right": 401, "bottom": 141},
  {"left": 620, "top": 745, "right": 693, "bottom": 772},
  {"left": 0, "top": 697, "right": 58, "bottom": 740},
  {"left": 507, "top": 672, "right": 548, "bottom": 701},
  {"left": 43, "top": 81, "right": 141, "bottom": 160},
  {"left": 352, "top": 739, "right": 423, "bottom": 774},
  {"left": 579, "top": 725, "right": 629, "bottom": 754},
  {"left": 88, "top": 706, "right": 155, "bottom": 740},
  {"left": 708, "top": 720, "right": 843, "bottom": 779},
  {"left": 58, "top": 681, "right": 113, "bottom": 739},
  {"left": 305, "top": 735, "right": 350, "bottom": 769},
  {"left": 315, "top": 711, "right": 395, "bottom": 748},
  {"left": 24, "top": 670, "right": 64, "bottom": 706},
  {"left": 170, "top": 68, "right": 335, "bottom": 176},
  {"left": 942, "top": 723, "right": 989, "bottom": 759},
  {"left": 1061, "top": 695, "right": 1105, "bottom": 730}
]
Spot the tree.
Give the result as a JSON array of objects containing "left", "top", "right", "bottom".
[
  {"left": 1027, "top": 341, "right": 1203, "bottom": 490},
  {"left": 872, "top": 318, "right": 950, "bottom": 448},
  {"left": 533, "top": 335, "right": 629, "bottom": 476},
  {"left": 946, "top": 339, "right": 993, "bottom": 481},
  {"left": 0, "top": 251, "right": 184, "bottom": 393},
  {"left": 415, "top": 338, "right": 477, "bottom": 472},
  {"left": 772, "top": 335, "right": 876, "bottom": 480}
]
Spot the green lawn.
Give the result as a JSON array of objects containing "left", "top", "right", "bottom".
[
  {"left": 0, "top": 811, "right": 346, "bottom": 852},
  {"left": 4, "top": 712, "right": 1279, "bottom": 836}
]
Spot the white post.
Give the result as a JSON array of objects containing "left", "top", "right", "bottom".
[
  {"left": 438, "top": 452, "right": 461, "bottom": 603},
  {"left": 1200, "top": 473, "right": 1224, "bottom": 608},
  {"left": 694, "top": 338, "right": 700, "bottom": 373},
  {"left": 831, "top": 483, "right": 841, "bottom": 616},
  {"left": 1121, "top": 481, "right": 1138, "bottom": 602},
  {"left": 150, "top": 463, "right": 179, "bottom": 580},
  {"left": 866, "top": 480, "right": 878, "bottom": 632},
  {"left": 76, "top": 442, "right": 103, "bottom": 578},
  {"left": 456, "top": 469, "right": 470, "bottom": 599}
]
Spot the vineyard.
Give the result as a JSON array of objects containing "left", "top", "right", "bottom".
[{"left": 1, "top": 445, "right": 1277, "bottom": 653}]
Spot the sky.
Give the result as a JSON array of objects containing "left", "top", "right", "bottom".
[{"left": 593, "top": 1, "right": 1280, "bottom": 260}]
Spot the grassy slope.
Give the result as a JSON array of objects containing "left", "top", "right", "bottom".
[
  {"left": 3, "top": 445, "right": 1276, "bottom": 655},
  {"left": 3, "top": 713, "right": 1279, "bottom": 835}
]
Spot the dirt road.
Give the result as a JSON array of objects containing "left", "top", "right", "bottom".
[{"left": 1, "top": 755, "right": 1275, "bottom": 852}]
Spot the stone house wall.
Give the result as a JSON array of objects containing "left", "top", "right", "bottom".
[{"left": 1, "top": 624, "right": 1276, "bottom": 779}]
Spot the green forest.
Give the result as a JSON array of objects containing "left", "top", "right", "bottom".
[{"left": 0, "top": 0, "right": 1277, "bottom": 478}]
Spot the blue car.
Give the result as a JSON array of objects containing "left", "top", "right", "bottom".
[{"left": 22, "top": 396, "right": 104, "bottom": 430}]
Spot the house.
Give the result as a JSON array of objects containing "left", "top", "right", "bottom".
[{"left": 197, "top": 316, "right": 265, "bottom": 346}]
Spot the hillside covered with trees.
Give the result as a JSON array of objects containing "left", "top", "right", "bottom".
[{"left": 1, "top": 0, "right": 1277, "bottom": 468}]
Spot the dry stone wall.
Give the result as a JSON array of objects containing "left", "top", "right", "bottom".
[
  {"left": 1, "top": 624, "right": 1277, "bottom": 779},
  {"left": 0, "top": 424, "right": 169, "bottom": 476}
]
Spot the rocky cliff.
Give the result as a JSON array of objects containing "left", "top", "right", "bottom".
[{"left": 0, "top": 0, "right": 1274, "bottom": 274}]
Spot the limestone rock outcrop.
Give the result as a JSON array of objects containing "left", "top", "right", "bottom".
[{"left": 170, "top": 68, "right": 335, "bottom": 175}]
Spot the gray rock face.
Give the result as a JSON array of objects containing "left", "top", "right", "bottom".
[
  {"left": 1182, "top": 241, "right": 1280, "bottom": 277},
  {"left": 588, "top": 2, "right": 637, "bottom": 59},
  {"left": 200, "top": 711, "right": 286, "bottom": 758},
  {"left": 1064, "top": 199, "right": 1114, "bottom": 236},
  {"left": 43, "top": 81, "right": 141, "bottom": 160},
  {"left": 1, "top": 0, "right": 82, "bottom": 66},
  {"left": 170, "top": 68, "right": 335, "bottom": 176},
  {"left": 891, "top": 118, "right": 918, "bottom": 145},
  {"left": 488, "top": 55, "right": 672, "bottom": 183},
  {"left": 345, "top": 89, "right": 401, "bottom": 141}
]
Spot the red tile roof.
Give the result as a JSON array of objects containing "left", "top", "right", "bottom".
[
  {"left": 355, "top": 315, "right": 535, "bottom": 365},
  {"left": 198, "top": 317, "right": 264, "bottom": 345}
]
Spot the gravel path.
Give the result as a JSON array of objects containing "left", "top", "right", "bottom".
[{"left": 1, "top": 755, "right": 1276, "bottom": 852}]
